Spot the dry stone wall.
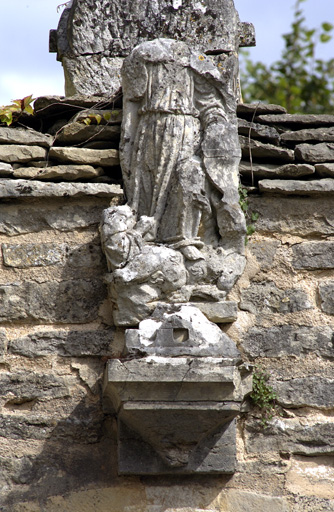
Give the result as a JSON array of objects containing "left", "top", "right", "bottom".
[{"left": 0, "top": 95, "right": 333, "bottom": 511}]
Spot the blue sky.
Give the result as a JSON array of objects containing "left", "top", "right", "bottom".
[{"left": 0, "top": 0, "right": 333, "bottom": 105}]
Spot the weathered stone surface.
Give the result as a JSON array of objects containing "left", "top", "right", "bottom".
[
  {"left": 56, "top": 122, "right": 120, "bottom": 145},
  {"left": 292, "top": 242, "right": 334, "bottom": 269},
  {"left": 66, "top": 243, "right": 105, "bottom": 269},
  {"left": 286, "top": 456, "right": 334, "bottom": 504},
  {"left": 246, "top": 418, "right": 334, "bottom": 456},
  {"left": 276, "top": 377, "right": 334, "bottom": 408},
  {"left": 0, "top": 145, "right": 47, "bottom": 163},
  {"left": 9, "top": 329, "right": 114, "bottom": 357},
  {"left": 12, "top": 165, "right": 104, "bottom": 180},
  {"left": 237, "top": 103, "right": 287, "bottom": 116},
  {"left": 0, "top": 200, "right": 111, "bottom": 236},
  {"left": 281, "top": 127, "right": 334, "bottom": 144},
  {"left": 256, "top": 113, "right": 334, "bottom": 127},
  {"left": 125, "top": 305, "right": 241, "bottom": 359},
  {"left": 0, "top": 161, "right": 13, "bottom": 176},
  {"left": 258, "top": 178, "right": 334, "bottom": 195},
  {"left": 239, "top": 161, "right": 315, "bottom": 179},
  {"left": 318, "top": 282, "right": 334, "bottom": 315},
  {"left": 0, "top": 280, "right": 106, "bottom": 323},
  {"left": 315, "top": 163, "right": 334, "bottom": 177},
  {"left": 242, "top": 325, "right": 334, "bottom": 359},
  {"left": 2, "top": 243, "right": 65, "bottom": 267},
  {"left": 239, "top": 135, "right": 294, "bottom": 162},
  {"left": 248, "top": 195, "right": 334, "bottom": 236},
  {"left": 62, "top": 55, "right": 124, "bottom": 97},
  {"left": 295, "top": 143, "right": 334, "bottom": 163},
  {"left": 34, "top": 94, "right": 122, "bottom": 118},
  {"left": 0, "top": 179, "right": 122, "bottom": 198},
  {"left": 221, "top": 489, "right": 289, "bottom": 512},
  {"left": 49, "top": 146, "right": 119, "bottom": 167},
  {"left": 187, "top": 300, "right": 238, "bottom": 323},
  {"left": 0, "top": 329, "right": 6, "bottom": 356},
  {"left": 238, "top": 119, "right": 280, "bottom": 144},
  {"left": 240, "top": 282, "right": 312, "bottom": 315},
  {"left": 0, "top": 371, "right": 70, "bottom": 401},
  {"left": 248, "top": 239, "right": 280, "bottom": 270},
  {"left": 0, "top": 127, "right": 53, "bottom": 147}
]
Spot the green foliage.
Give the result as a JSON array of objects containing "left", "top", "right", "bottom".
[
  {"left": 239, "top": 185, "right": 259, "bottom": 243},
  {"left": 0, "top": 95, "right": 34, "bottom": 126},
  {"left": 250, "top": 367, "right": 278, "bottom": 426},
  {"left": 240, "top": 0, "right": 334, "bottom": 113},
  {"left": 79, "top": 112, "right": 114, "bottom": 125}
]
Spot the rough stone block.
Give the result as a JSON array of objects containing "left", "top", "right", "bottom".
[
  {"left": 0, "top": 161, "right": 13, "bottom": 176},
  {"left": 239, "top": 135, "right": 294, "bottom": 162},
  {"left": 248, "top": 196, "right": 334, "bottom": 236},
  {"left": 255, "top": 113, "right": 334, "bottom": 127},
  {"left": 238, "top": 119, "right": 280, "bottom": 144},
  {"left": 242, "top": 325, "right": 334, "bottom": 359},
  {"left": 0, "top": 199, "right": 111, "bottom": 236},
  {"left": 237, "top": 103, "right": 287, "bottom": 116},
  {"left": 292, "top": 241, "right": 334, "bottom": 269},
  {"left": 240, "top": 161, "right": 315, "bottom": 179},
  {"left": 247, "top": 239, "right": 280, "bottom": 270},
  {"left": 240, "top": 282, "right": 312, "bottom": 315},
  {"left": 0, "top": 145, "right": 47, "bottom": 163},
  {"left": 319, "top": 282, "right": 334, "bottom": 315},
  {"left": 49, "top": 147, "right": 119, "bottom": 167},
  {"left": 0, "top": 329, "right": 6, "bottom": 356},
  {"left": 56, "top": 122, "right": 120, "bottom": 144},
  {"left": 281, "top": 127, "right": 334, "bottom": 144},
  {"left": 295, "top": 142, "right": 334, "bottom": 163},
  {"left": 0, "top": 127, "right": 53, "bottom": 147},
  {"left": 66, "top": 243, "right": 105, "bottom": 269},
  {"left": 276, "top": 377, "right": 334, "bottom": 408},
  {"left": 259, "top": 178, "right": 334, "bottom": 195},
  {"left": 12, "top": 164, "right": 104, "bottom": 181},
  {"left": 245, "top": 417, "right": 334, "bottom": 456},
  {"left": 0, "top": 279, "right": 106, "bottom": 323},
  {"left": 0, "top": 371, "right": 70, "bottom": 401},
  {"left": 221, "top": 489, "right": 289, "bottom": 512},
  {"left": 316, "top": 163, "right": 334, "bottom": 177},
  {"left": 2, "top": 243, "right": 65, "bottom": 268},
  {"left": 9, "top": 329, "right": 114, "bottom": 357}
]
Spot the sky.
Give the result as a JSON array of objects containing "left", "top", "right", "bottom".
[{"left": 0, "top": 0, "right": 333, "bottom": 106}]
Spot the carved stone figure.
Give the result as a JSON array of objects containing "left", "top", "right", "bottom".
[{"left": 100, "top": 38, "right": 246, "bottom": 325}]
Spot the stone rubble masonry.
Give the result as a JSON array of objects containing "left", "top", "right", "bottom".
[{"left": 0, "top": 95, "right": 334, "bottom": 507}]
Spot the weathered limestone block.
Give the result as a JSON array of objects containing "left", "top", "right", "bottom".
[
  {"left": 0, "top": 371, "right": 70, "bottom": 401},
  {"left": 9, "top": 330, "right": 114, "bottom": 357},
  {"left": 0, "top": 280, "right": 106, "bottom": 323},
  {"left": 318, "top": 282, "right": 334, "bottom": 315},
  {"left": 237, "top": 103, "right": 287, "bottom": 116},
  {"left": 255, "top": 113, "right": 334, "bottom": 127},
  {"left": 245, "top": 417, "right": 334, "bottom": 457},
  {"left": 292, "top": 241, "right": 334, "bottom": 269},
  {"left": 0, "top": 145, "right": 47, "bottom": 163},
  {"left": 239, "top": 135, "right": 294, "bottom": 162},
  {"left": 276, "top": 377, "right": 334, "bottom": 408},
  {"left": 281, "top": 127, "right": 334, "bottom": 144},
  {"left": 247, "top": 239, "right": 280, "bottom": 270},
  {"left": 238, "top": 118, "right": 280, "bottom": 144},
  {"left": 258, "top": 178, "right": 334, "bottom": 195},
  {"left": 0, "top": 127, "right": 53, "bottom": 147},
  {"left": 295, "top": 143, "right": 334, "bottom": 163},
  {"left": 12, "top": 165, "right": 104, "bottom": 181},
  {"left": 49, "top": 147, "right": 119, "bottom": 167},
  {"left": 2, "top": 243, "right": 65, "bottom": 267},
  {"left": 248, "top": 196, "right": 334, "bottom": 236},
  {"left": 0, "top": 199, "right": 111, "bottom": 236},
  {"left": 0, "top": 179, "right": 122, "bottom": 199},
  {"left": 242, "top": 325, "right": 334, "bottom": 359},
  {"left": 239, "top": 161, "right": 315, "bottom": 179},
  {"left": 0, "top": 329, "right": 6, "bottom": 356},
  {"left": 315, "top": 163, "right": 334, "bottom": 177},
  {"left": 240, "top": 282, "right": 312, "bottom": 315},
  {"left": 55, "top": 122, "right": 120, "bottom": 145},
  {"left": 0, "top": 161, "right": 13, "bottom": 176}
]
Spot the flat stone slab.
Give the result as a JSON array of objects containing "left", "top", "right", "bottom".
[
  {"left": 276, "top": 377, "right": 334, "bottom": 408},
  {"left": 238, "top": 119, "right": 280, "bottom": 144},
  {"left": 0, "top": 162, "right": 13, "bottom": 176},
  {"left": 49, "top": 146, "right": 120, "bottom": 167},
  {"left": 33, "top": 94, "right": 121, "bottom": 117},
  {"left": 239, "top": 135, "right": 294, "bottom": 162},
  {"left": 12, "top": 165, "right": 103, "bottom": 180},
  {"left": 240, "top": 161, "right": 315, "bottom": 179},
  {"left": 295, "top": 143, "right": 334, "bottom": 163},
  {"left": 0, "top": 127, "right": 53, "bottom": 147},
  {"left": 258, "top": 178, "right": 334, "bottom": 195},
  {"left": 292, "top": 241, "right": 334, "bottom": 269},
  {"left": 281, "top": 127, "right": 334, "bottom": 144},
  {"left": 237, "top": 103, "right": 287, "bottom": 116},
  {"left": 255, "top": 114, "right": 334, "bottom": 127},
  {"left": 0, "top": 179, "right": 122, "bottom": 198},
  {"left": 315, "top": 163, "right": 334, "bottom": 177},
  {"left": 0, "top": 145, "right": 47, "bottom": 163},
  {"left": 55, "top": 122, "right": 120, "bottom": 144}
]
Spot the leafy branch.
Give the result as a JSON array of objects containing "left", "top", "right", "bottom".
[
  {"left": 0, "top": 95, "right": 34, "bottom": 126},
  {"left": 250, "top": 367, "right": 279, "bottom": 426}
]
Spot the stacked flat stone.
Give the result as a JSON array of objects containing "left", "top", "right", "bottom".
[{"left": 237, "top": 102, "right": 334, "bottom": 194}]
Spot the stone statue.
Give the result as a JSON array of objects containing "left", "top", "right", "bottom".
[{"left": 100, "top": 38, "right": 246, "bottom": 325}]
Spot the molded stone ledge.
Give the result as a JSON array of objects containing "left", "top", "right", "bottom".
[
  {"left": 258, "top": 178, "right": 334, "bottom": 195},
  {"left": 0, "top": 179, "right": 122, "bottom": 198}
]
